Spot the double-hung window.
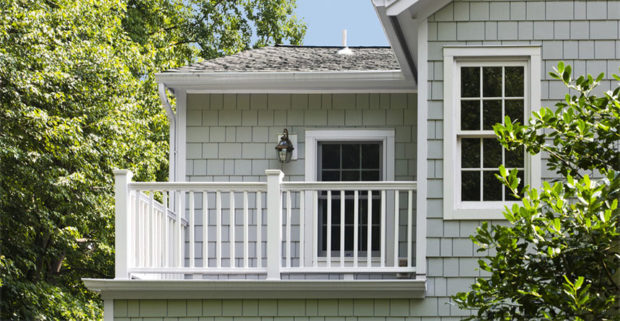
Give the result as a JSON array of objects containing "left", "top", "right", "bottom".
[{"left": 443, "top": 47, "right": 541, "bottom": 220}]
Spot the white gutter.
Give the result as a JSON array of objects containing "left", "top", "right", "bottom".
[
  {"left": 155, "top": 70, "right": 416, "bottom": 93},
  {"left": 158, "top": 83, "right": 176, "bottom": 182}
]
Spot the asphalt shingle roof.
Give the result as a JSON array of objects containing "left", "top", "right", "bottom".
[{"left": 164, "top": 45, "right": 400, "bottom": 73}]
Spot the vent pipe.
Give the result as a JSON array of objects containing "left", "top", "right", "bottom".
[{"left": 337, "top": 29, "right": 353, "bottom": 55}]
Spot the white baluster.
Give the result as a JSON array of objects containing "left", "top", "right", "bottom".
[
  {"left": 393, "top": 191, "right": 399, "bottom": 267},
  {"left": 299, "top": 191, "right": 304, "bottom": 268},
  {"left": 286, "top": 191, "right": 292, "bottom": 268},
  {"left": 407, "top": 190, "right": 413, "bottom": 268},
  {"left": 189, "top": 192, "right": 195, "bottom": 268},
  {"left": 326, "top": 190, "right": 332, "bottom": 267},
  {"left": 380, "top": 190, "right": 386, "bottom": 268},
  {"left": 216, "top": 191, "right": 222, "bottom": 269},
  {"left": 177, "top": 190, "right": 184, "bottom": 268},
  {"left": 312, "top": 191, "right": 318, "bottom": 268},
  {"left": 256, "top": 191, "right": 262, "bottom": 268},
  {"left": 340, "top": 190, "right": 345, "bottom": 268},
  {"left": 243, "top": 191, "right": 249, "bottom": 269},
  {"left": 229, "top": 191, "right": 235, "bottom": 268},
  {"left": 163, "top": 191, "right": 169, "bottom": 268},
  {"left": 353, "top": 190, "right": 359, "bottom": 268},
  {"left": 367, "top": 190, "right": 372, "bottom": 267},
  {"left": 203, "top": 191, "right": 208, "bottom": 268}
]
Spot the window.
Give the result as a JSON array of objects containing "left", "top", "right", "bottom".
[
  {"left": 318, "top": 143, "right": 382, "bottom": 256},
  {"left": 443, "top": 47, "right": 541, "bottom": 220}
]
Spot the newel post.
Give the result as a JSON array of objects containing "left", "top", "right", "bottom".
[
  {"left": 265, "top": 169, "right": 284, "bottom": 280},
  {"left": 113, "top": 169, "right": 133, "bottom": 279}
]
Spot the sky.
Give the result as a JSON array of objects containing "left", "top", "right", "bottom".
[{"left": 295, "top": 0, "right": 389, "bottom": 46}]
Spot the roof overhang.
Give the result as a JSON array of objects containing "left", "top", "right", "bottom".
[
  {"left": 83, "top": 278, "right": 426, "bottom": 300},
  {"left": 372, "top": 0, "right": 451, "bottom": 17},
  {"left": 156, "top": 70, "right": 416, "bottom": 94},
  {"left": 372, "top": 0, "right": 452, "bottom": 85}
]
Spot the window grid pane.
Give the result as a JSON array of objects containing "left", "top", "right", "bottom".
[{"left": 459, "top": 65, "right": 526, "bottom": 202}]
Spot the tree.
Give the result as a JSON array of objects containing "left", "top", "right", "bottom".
[
  {"left": 0, "top": 0, "right": 304, "bottom": 319},
  {"left": 453, "top": 63, "right": 620, "bottom": 320}
]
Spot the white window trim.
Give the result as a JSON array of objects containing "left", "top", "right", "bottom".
[
  {"left": 304, "top": 129, "right": 395, "bottom": 182},
  {"left": 443, "top": 46, "right": 542, "bottom": 220}
]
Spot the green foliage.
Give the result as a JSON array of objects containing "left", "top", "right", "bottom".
[
  {"left": 453, "top": 64, "right": 620, "bottom": 320},
  {"left": 495, "top": 61, "right": 619, "bottom": 178},
  {"left": 0, "top": 0, "right": 304, "bottom": 319}
]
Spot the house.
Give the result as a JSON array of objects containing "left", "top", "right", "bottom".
[{"left": 83, "top": 0, "right": 620, "bottom": 320}]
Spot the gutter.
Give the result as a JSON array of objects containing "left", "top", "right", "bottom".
[{"left": 158, "top": 83, "right": 176, "bottom": 182}]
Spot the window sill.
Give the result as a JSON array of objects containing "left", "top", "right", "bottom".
[{"left": 444, "top": 206, "right": 510, "bottom": 220}]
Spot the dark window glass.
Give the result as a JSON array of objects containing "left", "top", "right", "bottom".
[
  {"left": 461, "top": 67, "right": 480, "bottom": 97},
  {"left": 362, "top": 170, "right": 380, "bottom": 181},
  {"left": 462, "top": 171, "right": 481, "bottom": 201},
  {"left": 361, "top": 144, "right": 380, "bottom": 168},
  {"left": 483, "top": 171, "right": 502, "bottom": 201},
  {"left": 505, "top": 66, "right": 524, "bottom": 97},
  {"left": 483, "top": 138, "right": 502, "bottom": 168},
  {"left": 342, "top": 171, "right": 360, "bottom": 181},
  {"left": 321, "top": 171, "right": 340, "bottom": 181},
  {"left": 321, "top": 144, "right": 340, "bottom": 169},
  {"left": 505, "top": 146, "right": 524, "bottom": 168},
  {"left": 483, "top": 67, "right": 502, "bottom": 97},
  {"left": 483, "top": 100, "right": 502, "bottom": 130},
  {"left": 461, "top": 100, "right": 480, "bottom": 130},
  {"left": 342, "top": 144, "right": 360, "bottom": 169},
  {"left": 461, "top": 138, "right": 481, "bottom": 168},
  {"left": 505, "top": 99, "right": 524, "bottom": 124}
]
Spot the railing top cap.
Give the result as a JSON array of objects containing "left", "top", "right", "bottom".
[{"left": 113, "top": 169, "right": 133, "bottom": 176}]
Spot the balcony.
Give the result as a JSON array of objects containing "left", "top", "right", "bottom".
[{"left": 112, "top": 169, "right": 425, "bottom": 287}]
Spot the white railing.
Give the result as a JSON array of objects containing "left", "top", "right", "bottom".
[{"left": 113, "top": 169, "right": 423, "bottom": 280}]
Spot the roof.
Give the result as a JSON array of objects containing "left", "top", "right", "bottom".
[{"left": 164, "top": 45, "right": 401, "bottom": 73}]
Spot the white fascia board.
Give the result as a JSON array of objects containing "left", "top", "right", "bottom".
[
  {"left": 155, "top": 70, "right": 416, "bottom": 94},
  {"left": 83, "top": 278, "right": 426, "bottom": 300},
  {"left": 372, "top": 6, "right": 415, "bottom": 81}
]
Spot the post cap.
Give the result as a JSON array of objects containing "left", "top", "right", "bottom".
[{"left": 113, "top": 169, "right": 134, "bottom": 177}]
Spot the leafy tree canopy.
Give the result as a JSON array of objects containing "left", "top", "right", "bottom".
[
  {"left": 0, "top": 0, "right": 304, "bottom": 319},
  {"left": 454, "top": 63, "right": 620, "bottom": 320}
]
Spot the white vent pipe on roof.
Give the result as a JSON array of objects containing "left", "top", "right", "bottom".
[{"left": 337, "top": 29, "right": 353, "bottom": 55}]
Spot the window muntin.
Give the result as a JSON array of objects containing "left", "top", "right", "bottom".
[
  {"left": 318, "top": 142, "right": 382, "bottom": 256},
  {"left": 457, "top": 64, "right": 526, "bottom": 203}
]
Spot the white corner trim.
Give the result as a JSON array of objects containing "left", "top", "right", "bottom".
[
  {"left": 443, "top": 46, "right": 542, "bottom": 220},
  {"left": 103, "top": 299, "right": 113, "bottom": 321},
  {"left": 415, "top": 18, "right": 428, "bottom": 277},
  {"left": 83, "top": 279, "right": 426, "bottom": 299}
]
